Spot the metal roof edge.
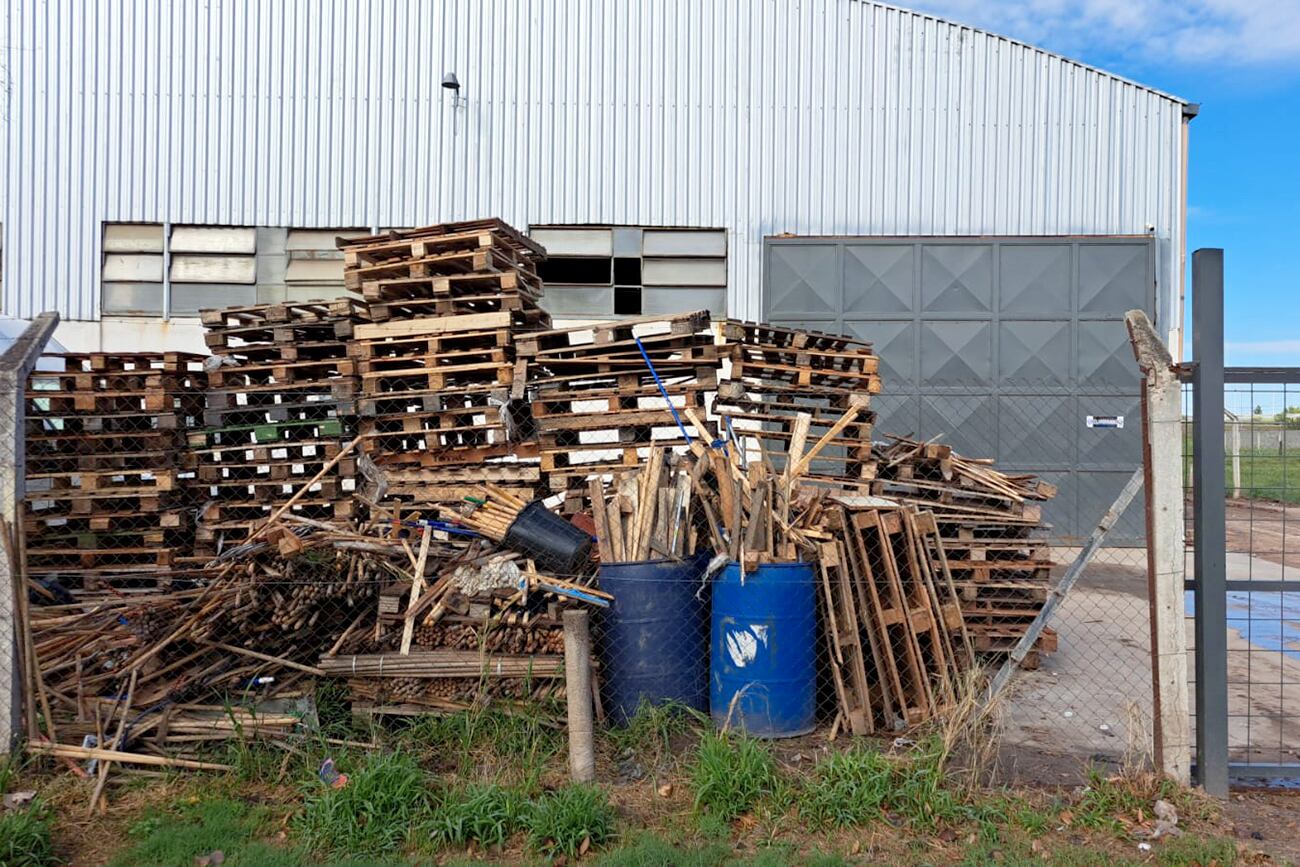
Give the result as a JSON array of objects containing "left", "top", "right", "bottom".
[{"left": 863, "top": 0, "right": 1191, "bottom": 106}]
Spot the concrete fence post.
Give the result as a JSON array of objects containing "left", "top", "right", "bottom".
[
  {"left": 563, "top": 609, "right": 596, "bottom": 783},
  {"left": 1126, "top": 309, "right": 1192, "bottom": 785},
  {"left": 0, "top": 313, "right": 60, "bottom": 755}
]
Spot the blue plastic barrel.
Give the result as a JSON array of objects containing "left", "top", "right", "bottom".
[
  {"left": 710, "top": 561, "right": 816, "bottom": 738},
  {"left": 597, "top": 552, "right": 711, "bottom": 724}
]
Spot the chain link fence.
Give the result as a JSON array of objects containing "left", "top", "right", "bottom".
[{"left": 10, "top": 305, "right": 1158, "bottom": 786}]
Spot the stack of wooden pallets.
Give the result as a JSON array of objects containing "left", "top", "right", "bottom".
[
  {"left": 519, "top": 310, "right": 720, "bottom": 510},
  {"left": 340, "top": 219, "right": 551, "bottom": 507},
  {"left": 869, "top": 436, "right": 1058, "bottom": 667},
  {"left": 190, "top": 299, "right": 370, "bottom": 556},
  {"left": 24, "top": 353, "right": 206, "bottom": 586},
  {"left": 818, "top": 498, "right": 972, "bottom": 735},
  {"left": 714, "top": 321, "right": 881, "bottom": 483}
]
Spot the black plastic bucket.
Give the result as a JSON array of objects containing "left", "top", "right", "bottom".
[
  {"left": 502, "top": 500, "right": 593, "bottom": 575},
  {"left": 597, "top": 551, "right": 711, "bottom": 723}
]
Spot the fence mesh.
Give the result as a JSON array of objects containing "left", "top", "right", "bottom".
[
  {"left": 11, "top": 224, "right": 1161, "bottom": 787},
  {"left": 1182, "top": 376, "right": 1300, "bottom": 776}
]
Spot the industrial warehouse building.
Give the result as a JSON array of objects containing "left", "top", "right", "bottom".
[{"left": 0, "top": 0, "right": 1194, "bottom": 539}]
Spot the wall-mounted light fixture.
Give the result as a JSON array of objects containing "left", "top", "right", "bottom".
[{"left": 442, "top": 72, "right": 466, "bottom": 109}]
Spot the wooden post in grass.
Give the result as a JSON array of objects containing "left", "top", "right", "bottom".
[
  {"left": 1126, "top": 309, "right": 1192, "bottom": 785},
  {"left": 563, "top": 609, "right": 596, "bottom": 783}
]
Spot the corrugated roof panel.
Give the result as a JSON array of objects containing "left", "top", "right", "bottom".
[{"left": 3, "top": 0, "right": 1185, "bottom": 328}]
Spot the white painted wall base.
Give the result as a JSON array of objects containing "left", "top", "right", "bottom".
[{"left": 52, "top": 318, "right": 208, "bottom": 354}]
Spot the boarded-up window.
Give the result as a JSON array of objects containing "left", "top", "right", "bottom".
[
  {"left": 531, "top": 226, "right": 727, "bottom": 319},
  {"left": 102, "top": 223, "right": 166, "bottom": 315},
  {"left": 283, "top": 228, "right": 368, "bottom": 301}
]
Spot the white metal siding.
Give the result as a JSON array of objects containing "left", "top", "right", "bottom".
[{"left": 3, "top": 0, "right": 1186, "bottom": 327}]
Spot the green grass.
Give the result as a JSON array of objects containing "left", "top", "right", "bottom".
[
  {"left": 798, "top": 745, "right": 892, "bottom": 829},
  {"left": 395, "top": 706, "right": 563, "bottom": 787},
  {"left": 425, "top": 782, "right": 524, "bottom": 850},
  {"left": 1223, "top": 448, "right": 1300, "bottom": 503},
  {"left": 605, "top": 699, "right": 704, "bottom": 773},
  {"left": 292, "top": 751, "right": 432, "bottom": 859},
  {"left": 1183, "top": 441, "right": 1300, "bottom": 504},
  {"left": 0, "top": 798, "right": 55, "bottom": 867},
  {"left": 689, "top": 731, "right": 782, "bottom": 822},
  {"left": 107, "top": 797, "right": 301, "bottom": 867},
  {"left": 524, "top": 783, "right": 618, "bottom": 858}
]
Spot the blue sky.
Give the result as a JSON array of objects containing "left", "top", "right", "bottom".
[{"left": 910, "top": 0, "right": 1300, "bottom": 365}]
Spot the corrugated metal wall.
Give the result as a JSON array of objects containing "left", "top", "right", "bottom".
[{"left": 2, "top": 0, "right": 1186, "bottom": 324}]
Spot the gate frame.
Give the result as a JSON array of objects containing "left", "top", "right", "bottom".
[{"left": 1187, "top": 249, "right": 1300, "bottom": 792}]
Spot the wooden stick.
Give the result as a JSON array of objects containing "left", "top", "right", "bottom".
[
  {"left": 88, "top": 668, "right": 136, "bottom": 814},
  {"left": 202, "top": 641, "right": 327, "bottom": 677},
  {"left": 400, "top": 526, "right": 433, "bottom": 655},
  {"left": 248, "top": 433, "right": 366, "bottom": 541},
  {"left": 29, "top": 742, "right": 232, "bottom": 771}
]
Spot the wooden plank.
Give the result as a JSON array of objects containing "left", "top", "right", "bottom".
[{"left": 353, "top": 311, "right": 515, "bottom": 340}]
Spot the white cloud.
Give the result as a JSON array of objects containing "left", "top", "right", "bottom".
[{"left": 906, "top": 0, "right": 1300, "bottom": 66}]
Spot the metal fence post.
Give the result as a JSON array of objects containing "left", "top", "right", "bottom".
[
  {"left": 0, "top": 313, "right": 60, "bottom": 754},
  {"left": 1191, "top": 249, "right": 1228, "bottom": 795}
]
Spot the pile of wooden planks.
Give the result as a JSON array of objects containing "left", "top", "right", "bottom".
[
  {"left": 190, "top": 300, "right": 370, "bottom": 557},
  {"left": 24, "top": 353, "right": 207, "bottom": 583},
  {"left": 715, "top": 321, "right": 880, "bottom": 484},
  {"left": 818, "top": 499, "right": 972, "bottom": 735},
  {"left": 519, "top": 310, "right": 721, "bottom": 509},
  {"left": 341, "top": 220, "right": 550, "bottom": 506},
  {"left": 870, "top": 436, "right": 1059, "bottom": 667}
]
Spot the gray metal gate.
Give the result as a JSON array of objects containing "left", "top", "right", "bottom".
[
  {"left": 1186, "top": 249, "right": 1300, "bottom": 792},
  {"left": 763, "top": 236, "right": 1156, "bottom": 543}
]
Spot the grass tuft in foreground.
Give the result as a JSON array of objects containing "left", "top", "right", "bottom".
[
  {"left": 798, "top": 745, "right": 893, "bottom": 829},
  {"left": 292, "top": 750, "right": 431, "bottom": 859},
  {"left": 426, "top": 781, "right": 524, "bottom": 851},
  {"left": 0, "top": 797, "right": 55, "bottom": 867},
  {"left": 525, "top": 783, "right": 618, "bottom": 858},
  {"left": 690, "top": 731, "right": 781, "bottom": 822},
  {"left": 107, "top": 797, "right": 297, "bottom": 867}
]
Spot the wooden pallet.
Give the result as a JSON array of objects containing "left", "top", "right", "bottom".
[
  {"left": 187, "top": 417, "right": 348, "bottom": 448},
  {"left": 516, "top": 310, "right": 712, "bottom": 359},
  {"left": 337, "top": 218, "right": 547, "bottom": 262},
  {"left": 200, "top": 297, "right": 369, "bottom": 328},
  {"left": 347, "top": 245, "right": 529, "bottom": 293},
  {"left": 818, "top": 538, "right": 878, "bottom": 736},
  {"left": 206, "top": 358, "right": 357, "bottom": 389}
]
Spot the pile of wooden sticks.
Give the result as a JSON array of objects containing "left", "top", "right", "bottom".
[{"left": 453, "top": 485, "right": 529, "bottom": 542}]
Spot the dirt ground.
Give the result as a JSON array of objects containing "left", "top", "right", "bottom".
[
  {"left": 1001, "top": 498, "right": 1300, "bottom": 781},
  {"left": 1226, "top": 497, "right": 1300, "bottom": 571}
]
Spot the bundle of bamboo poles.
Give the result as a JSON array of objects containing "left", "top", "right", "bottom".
[
  {"left": 454, "top": 484, "right": 530, "bottom": 541},
  {"left": 318, "top": 650, "right": 565, "bottom": 678}
]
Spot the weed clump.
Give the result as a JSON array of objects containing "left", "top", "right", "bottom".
[
  {"left": 799, "top": 746, "right": 892, "bottom": 829},
  {"left": 427, "top": 782, "right": 524, "bottom": 850},
  {"left": 293, "top": 751, "right": 432, "bottom": 858},
  {"left": 690, "top": 731, "right": 781, "bottom": 822},
  {"left": 525, "top": 783, "right": 617, "bottom": 857},
  {"left": 0, "top": 798, "right": 54, "bottom": 867}
]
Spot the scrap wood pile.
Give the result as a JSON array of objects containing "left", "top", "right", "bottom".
[
  {"left": 869, "top": 436, "right": 1059, "bottom": 665},
  {"left": 24, "top": 352, "right": 207, "bottom": 583},
  {"left": 17, "top": 501, "right": 605, "bottom": 787},
  {"left": 191, "top": 299, "right": 371, "bottom": 557},
  {"left": 340, "top": 219, "right": 550, "bottom": 508},
  {"left": 715, "top": 321, "right": 880, "bottom": 483},
  {"left": 517, "top": 310, "right": 719, "bottom": 509},
  {"left": 17, "top": 215, "right": 1071, "bottom": 786}
]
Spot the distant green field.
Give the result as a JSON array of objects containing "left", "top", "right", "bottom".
[
  {"left": 1183, "top": 444, "right": 1300, "bottom": 504},
  {"left": 1224, "top": 449, "right": 1300, "bottom": 503}
]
